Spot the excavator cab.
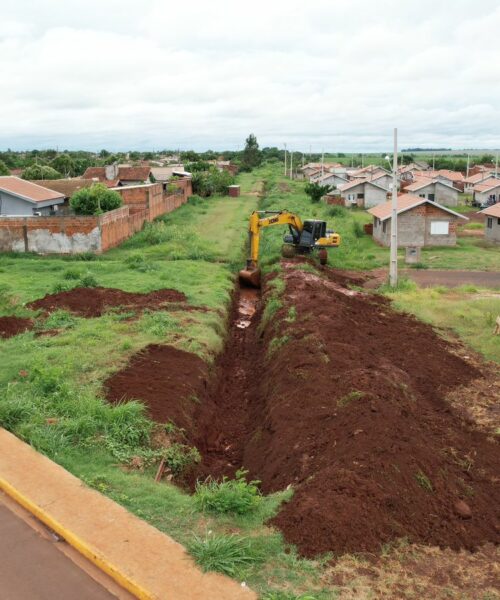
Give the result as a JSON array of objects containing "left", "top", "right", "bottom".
[{"left": 284, "top": 220, "right": 327, "bottom": 249}]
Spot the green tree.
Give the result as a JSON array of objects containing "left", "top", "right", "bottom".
[
  {"left": 70, "top": 184, "right": 123, "bottom": 215},
  {"left": 304, "top": 182, "right": 333, "bottom": 203},
  {"left": 22, "top": 164, "right": 62, "bottom": 180},
  {"left": 240, "top": 134, "right": 262, "bottom": 172},
  {"left": 0, "top": 159, "right": 10, "bottom": 176},
  {"left": 51, "top": 154, "right": 76, "bottom": 177}
]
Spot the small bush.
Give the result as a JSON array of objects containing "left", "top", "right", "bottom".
[
  {"left": 352, "top": 220, "right": 364, "bottom": 238},
  {"left": 79, "top": 273, "right": 99, "bottom": 287},
  {"left": 188, "top": 533, "right": 263, "bottom": 576},
  {"left": 70, "top": 183, "right": 123, "bottom": 215},
  {"left": 328, "top": 205, "right": 347, "bottom": 217},
  {"left": 194, "top": 469, "right": 262, "bottom": 515},
  {"left": 411, "top": 262, "right": 428, "bottom": 269},
  {"left": 63, "top": 268, "right": 82, "bottom": 280}
]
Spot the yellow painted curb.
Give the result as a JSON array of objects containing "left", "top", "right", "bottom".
[{"left": 0, "top": 476, "right": 150, "bottom": 599}]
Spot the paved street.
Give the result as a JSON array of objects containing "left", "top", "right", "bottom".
[{"left": 0, "top": 498, "right": 116, "bottom": 600}]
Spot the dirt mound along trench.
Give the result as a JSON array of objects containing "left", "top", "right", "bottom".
[
  {"left": 250, "top": 268, "right": 498, "bottom": 557},
  {"left": 105, "top": 344, "right": 208, "bottom": 430},
  {"left": 28, "top": 287, "right": 187, "bottom": 317},
  {"left": 101, "top": 267, "right": 499, "bottom": 558},
  {"left": 0, "top": 316, "right": 33, "bottom": 339}
]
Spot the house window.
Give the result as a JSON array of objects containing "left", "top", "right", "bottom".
[
  {"left": 487, "top": 217, "right": 493, "bottom": 229},
  {"left": 357, "top": 193, "right": 364, "bottom": 199},
  {"left": 419, "top": 193, "right": 425, "bottom": 198},
  {"left": 498, "top": 218, "right": 500, "bottom": 225},
  {"left": 383, "top": 221, "right": 387, "bottom": 233},
  {"left": 428, "top": 193, "right": 435, "bottom": 201},
  {"left": 430, "top": 221, "right": 449, "bottom": 235}
]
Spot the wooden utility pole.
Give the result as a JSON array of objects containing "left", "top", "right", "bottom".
[
  {"left": 389, "top": 128, "right": 399, "bottom": 288},
  {"left": 284, "top": 143, "right": 287, "bottom": 177}
]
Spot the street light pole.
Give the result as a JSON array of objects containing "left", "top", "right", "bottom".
[
  {"left": 284, "top": 143, "right": 287, "bottom": 177},
  {"left": 389, "top": 128, "right": 398, "bottom": 288},
  {"left": 290, "top": 151, "right": 293, "bottom": 179}
]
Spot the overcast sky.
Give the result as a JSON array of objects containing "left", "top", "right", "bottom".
[{"left": 1, "top": 0, "right": 499, "bottom": 152}]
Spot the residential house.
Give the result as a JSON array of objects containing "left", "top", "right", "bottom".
[
  {"left": 0, "top": 177, "right": 65, "bottom": 216},
  {"left": 369, "top": 172, "right": 394, "bottom": 190},
  {"left": 314, "top": 172, "right": 348, "bottom": 188},
  {"left": 150, "top": 165, "right": 186, "bottom": 182},
  {"left": 412, "top": 170, "right": 465, "bottom": 191},
  {"left": 81, "top": 165, "right": 152, "bottom": 186},
  {"left": 31, "top": 178, "right": 94, "bottom": 200},
  {"left": 368, "top": 194, "right": 467, "bottom": 247},
  {"left": 473, "top": 178, "right": 500, "bottom": 208},
  {"left": 338, "top": 179, "right": 387, "bottom": 208},
  {"left": 464, "top": 172, "right": 494, "bottom": 194},
  {"left": 480, "top": 202, "right": 500, "bottom": 243},
  {"left": 405, "top": 177, "right": 459, "bottom": 206}
]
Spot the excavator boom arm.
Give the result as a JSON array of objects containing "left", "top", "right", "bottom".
[{"left": 247, "top": 211, "right": 303, "bottom": 265}]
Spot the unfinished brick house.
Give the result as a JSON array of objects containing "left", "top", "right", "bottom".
[{"left": 368, "top": 194, "right": 468, "bottom": 247}]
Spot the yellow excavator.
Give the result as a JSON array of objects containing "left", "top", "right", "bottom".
[{"left": 239, "top": 210, "right": 341, "bottom": 287}]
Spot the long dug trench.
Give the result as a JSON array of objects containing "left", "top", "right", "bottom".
[{"left": 105, "top": 262, "right": 500, "bottom": 558}]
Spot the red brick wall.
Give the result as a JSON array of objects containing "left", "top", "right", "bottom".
[
  {"left": 0, "top": 179, "right": 192, "bottom": 254},
  {"left": 98, "top": 206, "right": 131, "bottom": 251}
]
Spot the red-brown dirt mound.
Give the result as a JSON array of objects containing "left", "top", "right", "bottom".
[
  {"left": 105, "top": 344, "right": 208, "bottom": 429},
  {"left": 101, "top": 266, "right": 499, "bottom": 559},
  {"left": 254, "top": 269, "right": 498, "bottom": 557},
  {"left": 0, "top": 316, "right": 33, "bottom": 338},
  {"left": 28, "top": 287, "right": 187, "bottom": 317},
  {"left": 194, "top": 267, "right": 499, "bottom": 558}
]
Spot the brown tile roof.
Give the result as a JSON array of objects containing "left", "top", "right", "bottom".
[
  {"left": 30, "top": 179, "right": 94, "bottom": 198},
  {"left": 464, "top": 172, "right": 492, "bottom": 184},
  {"left": 405, "top": 176, "right": 434, "bottom": 191},
  {"left": 413, "top": 169, "right": 464, "bottom": 182},
  {"left": 473, "top": 177, "right": 500, "bottom": 192},
  {"left": 81, "top": 167, "right": 106, "bottom": 181},
  {"left": 118, "top": 166, "right": 151, "bottom": 181},
  {"left": 480, "top": 203, "right": 500, "bottom": 218},
  {"left": 339, "top": 178, "right": 388, "bottom": 193},
  {"left": 368, "top": 194, "right": 468, "bottom": 221},
  {"left": 0, "top": 176, "right": 64, "bottom": 203}
]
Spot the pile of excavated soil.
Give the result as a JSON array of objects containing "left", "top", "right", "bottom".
[
  {"left": 28, "top": 287, "right": 187, "bottom": 317},
  {"left": 102, "top": 266, "right": 499, "bottom": 558},
  {"left": 0, "top": 316, "right": 33, "bottom": 338},
  {"left": 105, "top": 344, "right": 208, "bottom": 429},
  {"left": 246, "top": 268, "right": 499, "bottom": 557}
]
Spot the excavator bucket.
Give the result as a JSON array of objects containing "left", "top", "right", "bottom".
[{"left": 239, "top": 267, "right": 261, "bottom": 288}]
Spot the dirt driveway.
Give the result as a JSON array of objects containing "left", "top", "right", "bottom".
[{"left": 403, "top": 269, "right": 500, "bottom": 288}]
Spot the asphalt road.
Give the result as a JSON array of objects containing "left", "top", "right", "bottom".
[{"left": 0, "top": 500, "right": 117, "bottom": 600}]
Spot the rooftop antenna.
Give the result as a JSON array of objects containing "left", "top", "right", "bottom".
[
  {"left": 321, "top": 148, "right": 324, "bottom": 177},
  {"left": 496, "top": 153, "right": 499, "bottom": 178},
  {"left": 466, "top": 154, "right": 470, "bottom": 179}
]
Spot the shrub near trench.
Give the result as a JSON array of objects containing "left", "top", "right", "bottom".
[
  {"left": 194, "top": 469, "right": 262, "bottom": 514},
  {"left": 70, "top": 183, "right": 122, "bottom": 215}
]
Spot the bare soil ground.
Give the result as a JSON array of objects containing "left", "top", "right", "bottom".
[
  {"left": 28, "top": 287, "right": 187, "bottom": 317},
  {"left": 103, "top": 263, "right": 499, "bottom": 563},
  {"left": 0, "top": 316, "right": 33, "bottom": 339}
]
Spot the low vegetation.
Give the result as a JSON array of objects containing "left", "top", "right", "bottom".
[{"left": 70, "top": 183, "right": 123, "bottom": 215}]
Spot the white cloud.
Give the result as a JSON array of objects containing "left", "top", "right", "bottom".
[{"left": 0, "top": 0, "right": 499, "bottom": 150}]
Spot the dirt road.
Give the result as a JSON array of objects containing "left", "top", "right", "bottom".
[
  {"left": 0, "top": 496, "right": 117, "bottom": 600},
  {"left": 403, "top": 269, "right": 500, "bottom": 288}
]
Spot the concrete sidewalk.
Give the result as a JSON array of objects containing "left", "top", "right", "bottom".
[{"left": 0, "top": 429, "right": 255, "bottom": 600}]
